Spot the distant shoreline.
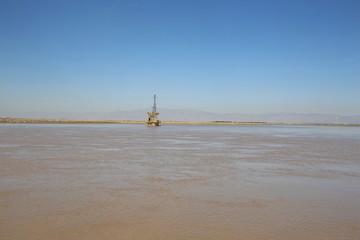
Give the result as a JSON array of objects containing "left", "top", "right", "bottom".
[{"left": 1, "top": 118, "right": 359, "bottom": 127}]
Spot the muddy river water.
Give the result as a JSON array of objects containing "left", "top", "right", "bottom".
[{"left": 1, "top": 123, "right": 359, "bottom": 239}]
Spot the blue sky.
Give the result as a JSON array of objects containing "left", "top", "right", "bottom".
[{"left": 1, "top": 0, "right": 359, "bottom": 115}]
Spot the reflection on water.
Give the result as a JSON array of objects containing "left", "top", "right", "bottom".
[{"left": 1, "top": 124, "right": 360, "bottom": 240}]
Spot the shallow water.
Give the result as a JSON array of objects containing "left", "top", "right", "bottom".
[{"left": 1, "top": 124, "right": 360, "bottom": 240}]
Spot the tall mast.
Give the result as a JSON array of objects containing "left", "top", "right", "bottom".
[{"left": 152, "top": 94, "right": 157, "bottom": 115}]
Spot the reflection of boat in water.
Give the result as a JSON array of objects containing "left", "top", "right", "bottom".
[{"left": 147, "top": 95, "right": 161, "bottom": 127}]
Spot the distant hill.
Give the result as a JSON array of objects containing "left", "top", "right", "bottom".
[{"left": 3, "top": 109, "right": 360, "bottom": 124}]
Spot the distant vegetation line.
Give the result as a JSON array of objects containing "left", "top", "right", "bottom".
[
  {"left": 1, "top": 118, "right": 359, "bottom": 127},
  {"left": 0, "top": 118, "right": 144, "bottom": 124}
]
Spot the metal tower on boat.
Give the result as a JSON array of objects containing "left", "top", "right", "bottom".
[{"left": 147, "top": 95, "right": 161, "bottom": 127}]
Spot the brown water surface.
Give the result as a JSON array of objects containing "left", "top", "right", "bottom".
[{"left": 1, "top": 124, "right": 360, "bottom": 239}]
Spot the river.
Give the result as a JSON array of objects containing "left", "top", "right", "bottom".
[{"left": 1, "top": 123, "right": 359, "bottom": 239}]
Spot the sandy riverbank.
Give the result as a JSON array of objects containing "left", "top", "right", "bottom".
[{"left": 1, "top": 118, "right": 359, "bottom": 126}]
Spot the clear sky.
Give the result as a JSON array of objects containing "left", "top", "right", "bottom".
[{"left": 1, "top": 0, "right": 359, "bottom": 115}]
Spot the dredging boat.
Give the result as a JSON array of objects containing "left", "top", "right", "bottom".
[{"left": 147, "top": 94, "right": 161, "bottom": 127}]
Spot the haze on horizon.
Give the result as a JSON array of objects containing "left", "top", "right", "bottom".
[{"left": 1, "top": 0, "right": 359, "bottom": 117}]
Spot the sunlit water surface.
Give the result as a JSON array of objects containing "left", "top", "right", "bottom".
[{"left": 1, "top": 124, "right": 360, "bottom": 240}]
